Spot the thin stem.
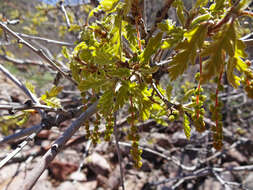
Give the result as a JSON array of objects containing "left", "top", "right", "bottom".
[
  {"left": 0, "top": 64, "right": 43, "bottom": 115},
  {"left": 135, "top": 16, "right": 142, "bottom": 50},
  {"left": 240, "top": 10, "right": 253, "bottom": 17},
  {"left": 0, "top": 124, "right": 42, "bottom": 146},
  {"left": 0, "top": 131, "right": 39, "bottom": 169},
  {"left": 0, "top": 21, "right": 75, "bottom": 84},
  {"left": 0, "top": 54, "right": 48, "bottom": 68},
  {"left": 17, "top": 33, "right": 74, "bottom": 47},
  {"left": 113, "top": 112, "right": 125, "bottom": 190},
  {"left": 0, "top": 103, "right": 58, "bottom": 112},
  {"left": 196, "top": 54, "right": 202, "bottom": 119},
  {"left": 59, "top": 0, "right": 71, "bottom": 29},
  {"left": 151, "top": 82, "right": 175, "bottom": 108}
]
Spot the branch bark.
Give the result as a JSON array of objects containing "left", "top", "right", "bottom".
[{"left": 22, "top": 101, "right": 98, "bottom": 190}]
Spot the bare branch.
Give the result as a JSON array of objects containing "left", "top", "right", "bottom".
[
  {"left": 0, "top": 64, "right": 41, "bottom": 110},
  {"left": 0, "top": 131, "right": 39, "bottom": 169},
  {"left": 213, "top": 165, "right": 253, "bottom": 172},
  {"left": 151, "top": 167, "right": 210, "bottom": 186},
  {"left": 118, "top": 141, "right": 196, "bottom": 171},
  {"left": 0, "top": 124, "right": 42, "bottom": 146},
  {"left": 30, "top": 39, "right": 69, "bottom": 71},
  {"left": 0, "top": 21, "right": 75, "bottom": 84},
  {"left": 151, "top": 82, "right": 175, "bottom": 108},
  {"left": 22, "top": 101, "right": 98, "bottom": 190},
  {"left": 113, "top": 112, "right": 125, "bottom": 190},
  {"left": 0, "top": 103, "right": 58, "bottom": 112},
  {"left": 0, "top": 54, "right": 47, "bottom": 68},
  {"left": 59, "top": 0, "right": 71, "bottom": 29},
  {"left": 243, "top": 39, "right": 253, "bottom": 47},
  {"left": 212, "top": 170, "right": 232, "bottom": 190},
  {"left": 0, "top": 105, "right": 85, "bottom": 146},
  {"left": 17, "top": 33, "right": 74, "bottom": 47}
]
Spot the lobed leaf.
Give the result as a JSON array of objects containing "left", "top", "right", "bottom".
[{"left": 140, "top": 32, "right": 163, "bottom": 64}]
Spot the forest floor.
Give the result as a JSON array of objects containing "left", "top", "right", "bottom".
[{"left": 0, "top": 72, "right": 253, "bottom": 190}]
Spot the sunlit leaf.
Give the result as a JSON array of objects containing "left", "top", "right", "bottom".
[{"left": 100, "top": 0, "right": 119, "bottom": 11}]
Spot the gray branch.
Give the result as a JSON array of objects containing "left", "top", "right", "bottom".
[
  {"left": 0, "top": 21, "right": 75, "bottom": 84},
  {"left": 17, "top": 33, "right": 74, "bottom": 47},
  {"left": 22, "top": 101, "right": 98, "bottom": 190}
]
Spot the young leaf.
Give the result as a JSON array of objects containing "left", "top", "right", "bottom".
[
  {"left": 194, "top": 0, "right": 208, "bottom": 8},
  {"left": 190, "top": 13, "right": 212, "bottom": 28},
  {"left": 201, "top": 23, "right": 236, "bottom": 83},
  {"left": 100, "top": 0, "right": 119, "bottom": 12},
  {"left": 158, "top": 20, "right": 184, "bottom": 49},
  {"left": 168, "top": 24, "right": 208, "bottom": 80},
  {"left": 78, "top": 79, "right": 106, "bottom": 92},
  {"left": 25, "top": 81, "right": 36, "bottom": 94},
  {"left": 47, "top": 86, "right": 63, "bottom": 97},
  {"left": 17, "top": 112, "right": 30, "bottom": 127},
  {"left": 40, "top": 86, "right": 63, "bottom": 108},
  {"left": 62, "top": 46, "right": 70, "bottom": 59},
  {"left": 140, "top": 32, "right": 163, "bottom": 64}
]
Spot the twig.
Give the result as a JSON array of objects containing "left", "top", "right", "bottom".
[
  {"left": 0, "top": 130, "right": 39, "bottom": 169},
  {"left": 0, "top": 54, "right": 48, "bottom": 68},
  {"left": 30, "top": 39, "right": 69, "bottom": 71},
  {"left": 118, "top": 141, "right": 196, "bottom": 171},
  {"left": 199, "top": 138, "right": 247, "bottom": 164},
  {"left": 150, "top": 164, "right": 253, "bottom": 187},
  {"left": 74, "top": 139, "right": 92, "bottom": 182},
  {"left": 22, "top": 101, "right": 98, "bottom": 190},
  {"left": 150, "top": 167, "right": 210, "bottom": 186},
  {"left": 59, "top": 0, "right": 71, "bottom": 29},
  {"left": 0, "top": 103, "right": 58, "bottom": 112},
  {"left": 0, "top": 105, "right": 85, "bottom": 146},
  {"left": 0, "top": 21, "right": 75, "bottom": 84},
  {"left": 146, "top": 0, "right": 175, "bottom": 41},
  {"left": 0, "top": 124, "right": 42, "bottom": 146},
  {"left": 212, "top": 169, "right": 232, "bottom": 190},
  {"left": 243, "top": 39, "right": 253, "bottom": 47},
  {"left": 17, "top": 33, "right": 74, "bottom": 47},
  {"left": 113, "top": 112, "right": 125, "bottom": 190},
  {"left": 213, "top": 164, "right": 253, "bottom": 172},
  {"left": 151, "top": 82, "right": 175, "bottom": 108},
  {"left": 0, "top": 64, "right": 43, "bottom": 116}
]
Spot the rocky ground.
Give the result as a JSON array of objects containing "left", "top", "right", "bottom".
[{"left": 0, "top": 72, "right": 253, "bottom": 190}]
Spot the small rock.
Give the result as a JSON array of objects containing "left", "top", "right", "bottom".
[
  {"left": 56, "top": 181, "right": 75, "bottom": 190},
  {"left": 149, "top": 133, "right": 172, "bottom": 149},
  {"left": 243, "top": 173, "right": 253, "bottom": 190},
  {"left": 172, "top": 131, "right": 188, "bottom": 146},
  {"left": 69, "top": 171, "right": 86, "bottom": 182},
  {"left": 107, "top": 165, "right": 121, "bottom": 190},
  {"left": 227, "top": 148, "right": 247, "bottom": 163},
  {"left": 79, "top": 181, "right": 97, "bottom": 190},
  {"left": 86, "top": 152, "right": 111, "bottom": 177},
  {"left": 200, "top": 177, "right": 222, "bottom": 190},
  {"left": 49, "top": 161, "right": 78, "bottom": 181}
]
